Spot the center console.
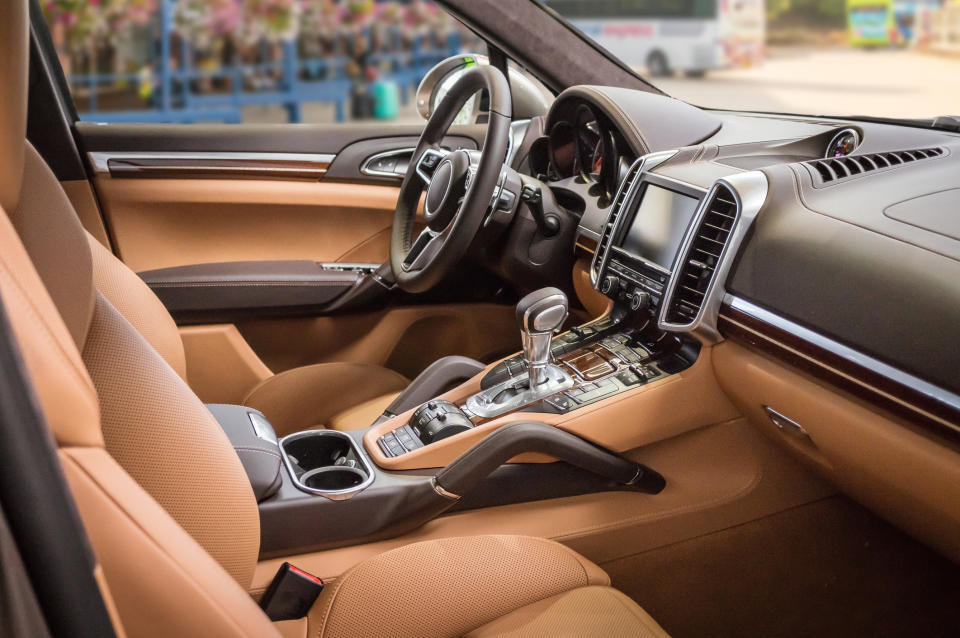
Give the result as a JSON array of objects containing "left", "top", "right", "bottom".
[
  {"left": 212, "top": 152, "right": 761, "bottom": 560},
  {"left": 369, "top": 156, "right": 747, "bottom": 463}
]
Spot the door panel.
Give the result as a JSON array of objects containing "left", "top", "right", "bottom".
[
  {"left": 73, "top": 122, "right": 516, "bottom": 383},
  {"left": 80, "top": 124, "right": 482, "bottom": 272},
  {"left": 94, "top": 176, "right": 401, "bottom": 271}
]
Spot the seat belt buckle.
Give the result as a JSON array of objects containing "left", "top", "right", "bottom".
[{"left": 259, "top": 562, "right": 325, "bottom": 621}]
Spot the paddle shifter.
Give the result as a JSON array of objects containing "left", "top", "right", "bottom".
[
  {"left": 517, "top": 287, "right": 569, "bottom": 387},
  {"left": 464, "top": 288, "right": 575, "bottom": 419}
]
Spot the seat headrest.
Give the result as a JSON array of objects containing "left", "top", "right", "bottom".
[{"left": 0, "top": 0, "right": 28, "bottom": 213}]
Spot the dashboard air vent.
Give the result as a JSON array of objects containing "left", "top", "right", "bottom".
[
  {"left": 591, "top": 158, "right": 643, "bottom": 283},
  {"left": 809, "top": 147, "right": 944, "bottom": 184},
  {"left": 663, "top": 184, "right": 738, "bottom": 326}
]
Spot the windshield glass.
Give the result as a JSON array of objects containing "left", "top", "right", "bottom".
[{"left": 542, "top": 0, "right": 960, "bottom": 121}]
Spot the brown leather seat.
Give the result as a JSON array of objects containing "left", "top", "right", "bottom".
[{"left": 0, "top": 3, "right": 669, "bottom": 636}]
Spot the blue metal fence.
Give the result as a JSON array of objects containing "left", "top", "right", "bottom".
[{"left": 69, "top": 0, "right": 459, "bottom": 124}]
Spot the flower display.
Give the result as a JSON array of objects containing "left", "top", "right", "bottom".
[
  {"left": 243, "top": 0, "right": 303, "bottom": 43},
  {"left": 173, "top": 0, "right": 242, "bottom": 49}
]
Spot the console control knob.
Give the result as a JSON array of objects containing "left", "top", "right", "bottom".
[
  {"left": 629, "top": 291, "right": 651, "bottom": 312},
  {"left": 410, "top": 399, "right": 473, "bottom": 444},
  {"left": 600, "top": 275, "right": 620, "bottom": 296}
]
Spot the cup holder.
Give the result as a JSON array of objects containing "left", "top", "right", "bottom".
[
  {"left": 279, "top": 430, "right": 373, "bottom": 499},
  {"left": 301, "top": 466, "right": 367, "bottom": 491}
]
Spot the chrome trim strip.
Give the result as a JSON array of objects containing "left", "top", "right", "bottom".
[
  {"left": 431, "top": 479, "right": 460, "bottom": 500},
  {"left": 658, "top": 171, "right": 769, "bottom": 343},
  {"left": 360, "top": 147, "right": 415, "bottom": 177},
  {"left": 724, "top": 296, "right": 960, "bottom": 418},
  {"left": 763, "top": 406, "right": 809, "bottom": 435},
  {"left": 278, "top": 429, "right": 375, "bottom": 501},
  {"left": 88, "top": 151, "right": 336, "bottom": 174}
]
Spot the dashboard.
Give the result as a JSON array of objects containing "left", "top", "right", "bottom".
[
  {"left": 529, "top": 86, "right": 960, "bottom": 446},
  {"left": 521, "top": 85, "right": 960, "bottom": 566}
]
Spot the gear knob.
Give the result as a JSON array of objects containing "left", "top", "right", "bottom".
[
  {"left": 516, "top": 287, "right": 568, "bottom": 386},
  {"left": 516, "top": 287, "right": 568, "bottom": 334}
]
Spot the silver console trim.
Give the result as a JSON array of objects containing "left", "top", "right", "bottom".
[
  {"left": 278, "top": 429, "right": 375, "bottom": 501},
  {"left": 432, "top": 479, "right": 461, "bottom": 500},
  {"left": 658, "top": 171, "right": 769, "bottom": 343},
  {"left": 465, "top": 364, "right": 575, "bottom": 419}
]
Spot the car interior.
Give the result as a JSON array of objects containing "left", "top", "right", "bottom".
[{"left": 1, "top": 0, "right": 959, "bottom": 637}]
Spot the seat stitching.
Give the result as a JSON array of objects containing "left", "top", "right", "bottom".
[{"left": 0, "top": 260, "right": 96, "bottom": 397}]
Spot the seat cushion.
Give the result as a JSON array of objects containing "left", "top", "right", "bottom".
[
  {"left": 328, "top": 392, "right": 400, "bottom": 430},
  {"left": 308, "top": 535, "right": 633, "bottom": 638},
  {"left": 243, "top": 362, "right": 408, "bottom": 436},
  {"left": 465, "top": 586, "right": 669, "bottom": 637}
]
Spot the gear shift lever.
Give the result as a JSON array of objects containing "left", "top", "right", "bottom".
[
  {"left": 464, "top": 287, "right": 573, "bottom": 419},
  {"left": 516, "top": 287, "right": 568, "bottom": 387}
]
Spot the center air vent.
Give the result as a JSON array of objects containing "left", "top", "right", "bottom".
[
  {"left": 591, "top": 158, "right": 643, "bottom": 284},
  {"left": 663, "top": 184, "right": 738, "bottom": 326},
  {"left": 808, "top": 147, "right": 944, "bottom": 184}
]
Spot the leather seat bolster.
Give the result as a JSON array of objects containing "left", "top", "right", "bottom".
[
  {"left": 87, "top": 233, "right": 188, "bottom": 380},
  {"left": 309, "top": 535, "right": 611, "bottom": 638},
  {"left": 60, "top": 447, "right": 280, "bottom": 638},
  {"left": 465, "top": 586, "right": 670, "bottom": 638},
  {"left": 244, "top": 362, "right": 409, "bottom": 436}
]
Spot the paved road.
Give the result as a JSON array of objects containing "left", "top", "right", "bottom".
[{"left": 654, "top": 46, "right": 960, "bottom": 120}]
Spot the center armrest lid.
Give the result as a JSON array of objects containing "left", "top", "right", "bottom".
[{"left": 207, "top": 403, "right": 283, "bottom": 502}]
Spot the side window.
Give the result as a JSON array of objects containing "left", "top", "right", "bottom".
[{"left": 41, "top": 0, "right": 486, "bottom": 124}]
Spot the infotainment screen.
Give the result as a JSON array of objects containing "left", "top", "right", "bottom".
[{"left": 620, "top": 184, "right": 700, "bottom": 271}]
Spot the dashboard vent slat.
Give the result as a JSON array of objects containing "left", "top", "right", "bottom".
[
  {"left": 808, "top": 147, "right": 944, "bottom": 184},
  {"left": 663, "top": 184, "right": 739, "bottom": 326},
  {"left": 591, "top": 158, "right": 643, "bottom": 285}
]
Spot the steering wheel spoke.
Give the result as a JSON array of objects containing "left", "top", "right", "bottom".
[
  {"left": 401, "top": 228, "right": 445, "bottom": 272},
  {"left": 415, "top": 147, "right": 450, "bottom": 186}
]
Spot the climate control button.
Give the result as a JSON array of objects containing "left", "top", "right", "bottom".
[
  {"left": 629, "top": 291, "right": 651, "bottom": 312},
  {"left": 600, "top": 275, "right": 621, "bottom": 296}
]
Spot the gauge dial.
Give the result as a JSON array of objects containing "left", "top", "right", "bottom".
[
  {"left": 575, "top": 105, "right": 603, "bottom": 179},
  {"left": 826, "top": 128, "right": 860, "bottom": 158}
]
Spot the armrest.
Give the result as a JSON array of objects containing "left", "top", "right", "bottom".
[
  {"left": 384, "top": 355, "right": 486, "bottom": 418},
  {"left": 206, "top": 403, "right": 283, "bottom": 502},
  {"left": 139, "top": 260, "right": 360, "bottom": 322}
]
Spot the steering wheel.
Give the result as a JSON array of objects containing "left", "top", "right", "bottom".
[{"left": 390, "top": 65, "right": 512, "bottom": 293}]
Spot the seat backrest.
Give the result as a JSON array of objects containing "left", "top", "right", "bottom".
[{"left": 0, "top": 2, "right": 277, "bottom": 635}]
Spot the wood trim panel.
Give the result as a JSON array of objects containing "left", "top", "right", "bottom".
[
  {"left": 106, "top": 157, "right": 329, "bottom": 181},
  {"left": 718, "top": 300, "right": 960, "bottom": 447}
]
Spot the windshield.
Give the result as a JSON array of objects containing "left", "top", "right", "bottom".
[{"left": 543, "top": 0, "right": 960, "bottom": 121}]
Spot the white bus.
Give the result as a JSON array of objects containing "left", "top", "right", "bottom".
[{"left": 545, "top": 0, "right": 765, "bottom": 77}]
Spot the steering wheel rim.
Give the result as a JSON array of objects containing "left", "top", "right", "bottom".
[{"left": 390, "top": 65, "right": 512, "bottom": 293}]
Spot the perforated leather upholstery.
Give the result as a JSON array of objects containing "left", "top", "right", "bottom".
[
  {"left": 88, "top": 233, "right": 188, "bottom": 379},
  {"left": 244, "top": 362, "right": 408, "bottom": 435},
  {"left": 83, "top": 292, "right": 260, "bottom": 586}
]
